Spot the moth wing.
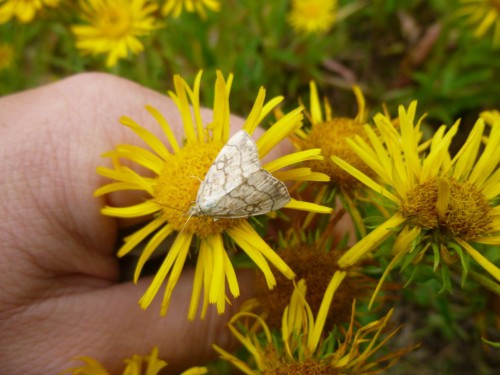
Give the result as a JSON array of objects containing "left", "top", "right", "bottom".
[
  {"left": 196, "top": 130, "right": 261, "bottom": 205},
  {"left": 207, "top": 169, "right": 291, "bottom": 218}
]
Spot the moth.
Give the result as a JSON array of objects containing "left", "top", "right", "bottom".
[{"left": 189, "top": 130, "right": 290, "bottom": 219}]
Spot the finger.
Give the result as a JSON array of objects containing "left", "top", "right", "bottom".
[{"left": 0, "top": 269, "right": 254, "bottom": 374}]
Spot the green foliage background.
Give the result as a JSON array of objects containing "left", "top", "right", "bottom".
[{"left": 2, "top": 0, "right": 500, "bottom": 125}]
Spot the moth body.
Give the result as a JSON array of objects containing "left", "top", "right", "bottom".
[{"left": 188, "top": 130, "right": 290, "bottom": 219}]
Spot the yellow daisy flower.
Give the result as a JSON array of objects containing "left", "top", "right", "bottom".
[
  {"left": 71, "top": 0, "right": 159, "bottom": 67},
  {"left": 95, "top": 71, "right": 331, "bottom": 319},
  {"left": 253, "top": 214, "right": 375, "bottom": 330},
  {"left": 161, "top": 0, "right": 220, "bottom": 18},
  {"left": 63, "top": 346, "right": 206, "bottom": 375},
  {"left": 332, "top": 102, "right": 500, "bottom": 305},
  {"left": 0, "top": 42, "right": 14, "bottom": 70},
  {"left": 287, "top": 0, "right": 337, "bottom": 34},
  {"left": 296, "top": 81, "right": 372, "bottom": 236},
  {"left": 215, "top": 273, "right": 414, "bottom": 374},
  {"left": 0, "top": 0, "right": 59, "bottom": 24},
  {"left": 457, "top": 0, "right": 500, "bottom": 46},
  {"left": 298, "top": 82, "right": 370, "bottom": 190}
]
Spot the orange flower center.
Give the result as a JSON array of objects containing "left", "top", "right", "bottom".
[
  {"left": 301, "top": 118, "right": 373, "bottom": 191},
  {"left": 267, "top": 358, "right": 333, "bottom": 375},
  {"left": 254, "top": 245, "right": 357, "bottom": 330},
  {"left": 400, "top": 177, "right": 492, "bottom": 240}
]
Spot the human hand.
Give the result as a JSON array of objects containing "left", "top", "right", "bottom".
[{"left": 0, "top": 73, "right": 253, "bottom": 374}]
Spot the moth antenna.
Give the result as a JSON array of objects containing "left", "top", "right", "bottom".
[
  {"left": 155, "top": 199, "right": 194, "bottom": 236},
  {"left": 177, "top": 212, "right": 193, "bottom": 237},
  {"left": 154, "top": 201, "right": 187, "bottom": 214},
  {"left": 189, "top": 175, "right": 202, "bottom": 183}
]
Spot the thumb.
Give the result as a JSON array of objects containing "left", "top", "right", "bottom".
[{"left": 50, "top": 270, "right": 255, "bottom": 374}]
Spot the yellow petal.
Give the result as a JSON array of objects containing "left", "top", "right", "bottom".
[
  {"left": 243, "top": 87, "right": 266, "bottom": 135},
  {"left": 332, "top": 155, "right": 400, "bottom": 203},
  {"left": 309, "top": 81, "right": 324, "bottom": 124},
  {"left": 103, "top": 145, "right": 164, "bottom": 174},
  {"left": 118, "top": 216, "right": 168, "bottom": 257},
  {"left": 273, "top": 168, "right": 330, "bottom": 182},
  {"left": 161, "top": 232, "right": 193, "bottom": 315},
  {"left": 338, "top": 214, "right": 407, "bottom": 267},
  {"left": 145, "top": 104, "right": 180, "bottom": 153},
  {"left": 172, "top": 74, "right": 197, "bottom": 143},
  {"left": 308, "top": 270, "right": 346, "bottom": 352},
  {"left": 257, "top": 107, "right": 303, "bottom": 158},
  {"left": 211, "top": 71, "right": 231, "bottom": 142},
  {"left": 134, "top": 224, "right": 175, "bottom": 282},
  {"left": 189, "top": 240, "right": 211, "bottom": 320},
  {"left": 101, "top": 201, "right": 159, "bottom": 218},
  {"left": 119, "top": 116, "right": 170, "bottom": 160},
  {"left": 139, "top": 232, "right": 193, "bottom": 313},
  {"left": 457, "top": 239, "right": 500, "bottom": 283},
  {"left": 227, "top": 221, "right": 295, "bottom": 281},
  {"left": 263, "top": 149, "right": 323, "bottom": 172}
]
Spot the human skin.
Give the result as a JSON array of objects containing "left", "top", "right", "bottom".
[{"left": 0, "top": 73, "right": 257, "bottom": 374}]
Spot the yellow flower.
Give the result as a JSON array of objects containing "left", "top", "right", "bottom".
[
  {"left": 215, "top": 273, "right": 414, "bottom": 374},
  {"left": 253, "top": 246, "right": 350, "bottom": 329},
  {"left": 332, "top": 102, "right": 500, "bottom": 305},
  {"left": 0, "top": 43, "right": 14, "bottom": 70},
  {"left": 0, "top": 0, "right": 59, "bottom": 24},
  {"left": 296, "top": 81, "right": 371, "bottom": 236},
  {"left": 71, "top": 0, "right": 159, "bottom": 67},
  {"left": 162, "top": 0, "right": 220, "bottom": 18},
  {"left": 298, "top": 82, "right": 370, "bottom": 189},
  {"left": 63, "top": 347, "right": 206, "bottom": 375},
  {"left": 287, "top": 0, "right": 337, "bottom": 34},
  {"left": 253, "top": 215, "right": 375, "bottom": 330},
  {"left": 95, "top": 71, "right": 331, "bottom": 319},
  {"left": 457, "top": 0, "right": 500, "bottom": 46}
]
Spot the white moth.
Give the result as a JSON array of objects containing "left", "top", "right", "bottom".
[{"left": 189, "top": 130, "right": 291, "bottom": 219}]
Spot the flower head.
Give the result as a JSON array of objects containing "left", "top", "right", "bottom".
[
  {"left": 0, "top": 0, "right": 59, "bottom": 24},
  {"left": 162, "top": 0, "right": 220, "bottom": 18},
  {"left": 287, "top": 0, "right": 337, "bottom": 34},
  {"left": 457, "top": 0, "right": 500, "bottom": 46},
  {"left": 253, "top": 215, "right": 374, "bottom": 330},
  {"left": 215, "top": 273, "right": 414, "bottom": 374},
  {"left": 95, "top": 71, "right": 331, "bottom": 319},
  {"left": 296, "top": 81, "right": 372, "bottom": 236},
  {"left": 71, "top": 0, "right": 159, "bottom": 67},
  {"left": 332, "top": 102, "right": 500, "bottom": 304},
  {"left": 63, "top": 347, "right": 206, "bottom": 375},
  {"left": 0, "top": 43, "right": 14, "bottom": 70},
  {"left": 298, "top": 82, "right": 370, "bottom": 190}
]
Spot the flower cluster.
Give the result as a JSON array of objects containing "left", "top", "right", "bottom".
[
  {"left": 333, "top": 102, "right": 500, "bottom": 305},
  {"left": 215, "top": 274, "right": 415, "bottom": 375},
  {"left": 0, "top": 0, "right": 360, "bottom": 69},
  {"left": 0, "top": 0, "right": 222, "bottom": 67},
  {"left": 77, "top": 71, "right": 498, "bottom": 373}
]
